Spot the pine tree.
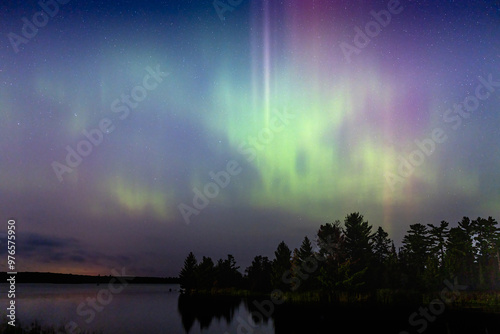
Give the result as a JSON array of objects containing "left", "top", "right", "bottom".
[
  {"left": 472, "top": 217, "right": 500, "bottom": 289},
  {"left": 373, "top": 226, "right": 391, "bottom": 263},
  {"left": 427, "top": 221, "right": 449, "bottom": 267},
  {"left": 179, "top": 252, "right": 198, "bottom": 292},
  {"left": 344, "top": 213, "right": 373, "bottom": 270},
  {"left": 271, "top": 241, "right": 292, "bottom": 290},
  {"left": 372, "top": 226, "right": 393, "bottom": 288},
  {"left": 245, "top": 255, "right": 272, "bottom": 292},
  {"left": 215, "top": 254, "right": 242, "bottom": 288},
  {"left": 444, "top": 218, "right": 476, "bottom": 287},
  {"left": 197, "top": 256, "right": 215, "bottom": 290},
  {"left": 386, "top": 242, "right": 400, "bottom": 289},
  {"left": 316, "top": 220, "right": 346, "bottom": 292},
  {"left": 292, "top": 236, "right": 318, "bottom": 290},
  {"left": 317, "top": 220, "right": 345, "bottom": 261},
  {"left": 401, "top": 223, "right": 429, "bottom": 289},
  {"left": 344, "top": 213, "right": 373, "bottom": 288}
]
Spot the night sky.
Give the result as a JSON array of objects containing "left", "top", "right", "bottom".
[{"left": 0, "top": 0, "right": 498, "bottom": 277}]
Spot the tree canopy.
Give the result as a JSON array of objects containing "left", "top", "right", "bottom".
[{"left": 179, "top": 214, "right": 500, "bottom": 294}]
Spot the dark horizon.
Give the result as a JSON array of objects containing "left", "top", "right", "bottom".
[
  {"left": 1, "top": 212, "right": 499, "bottom": 278},
  {"left": 0, "top": 271, "right": 179, "bottom": 283}
]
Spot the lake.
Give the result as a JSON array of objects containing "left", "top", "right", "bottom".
[{"left": 1, "top": 284, "right": 499, "bottom": 333}]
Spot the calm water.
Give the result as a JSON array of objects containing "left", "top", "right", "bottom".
[{"left": 1, "top": 284, "right": 500, "bottom": 334}]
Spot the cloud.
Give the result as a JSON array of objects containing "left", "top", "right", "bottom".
[{"left": 0, "top": 232, "right": 131, "bottom": 272}]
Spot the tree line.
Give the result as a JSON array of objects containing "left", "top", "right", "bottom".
[{"left": 179, "top": 213, "right": 500, "bottom": 295}]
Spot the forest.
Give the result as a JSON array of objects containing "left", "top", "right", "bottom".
[{"left": 179, "top": 213, "right": 500, "bottom": 302}]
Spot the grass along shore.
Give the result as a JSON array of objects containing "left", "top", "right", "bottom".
[{"left": 184, "top": 287, "right": 500, "bottom": 312}]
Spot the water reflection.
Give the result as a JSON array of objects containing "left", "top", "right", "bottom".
[
  {"left": 177, "top": 294, "right": 242, "bottom": 333},
  {"left": 177, "top": 294, "right": 500, "bottom": 334},
  {"left": 9, "top": 284, "right": 498, "bottom": 334},
  {"left": 244, "top": 298, "right": 273, "bottom": 327}
]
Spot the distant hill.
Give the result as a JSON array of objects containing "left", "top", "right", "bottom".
[{"left": 0, "top": 272, "right": 179, "bottom": 284}]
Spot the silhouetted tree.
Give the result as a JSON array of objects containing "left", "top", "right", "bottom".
[
  {"left": 316, "top": 221, "right": 350, "bottom": 294},
  {"left": 444, "top": 217, "right": 476, "bottom": 287},
  {"left": 424, "top": 221, "right": 450, "bottom": 288},
  {"left": 197, "top": 256, "right": 216, "bottom": 290},
  {"left": 245, "top": 255, "right": 272, "bottom": 292},
  {"left": 344, "top": 213, "right": 373, "bottom": 269},
  {"left": 427, "top": 221, "right": 449, "bottom": 267},
  {"left": 343, "top": 213, "right": 373, "bottom": 289},
  {"left": 473, "top": 216, "right": 500, "bottom": 289},
  {"left": 336, "top": 259, "right": 368, "bottom": 292},
  {"left": 179, "top": 213, "right": 500, "bottom": 298},
  {"left": 271, "top": 241, "right": 292, "bottom": 290},
  {"left": 372, "top": 226, "right": 393, "bottom": 288},
  {"left": 386, "top": 241, "right": 401, "bottom": 289},
  {"left": 401, "top": 223, "right": 429, "bottom": 289},
  {"left": 422, "top": 253, "right": 441, "bottom": 290},
  {"left": 317, "top": 220, "right": 345, "bottom": 261},
  {"left": 215, "top": 254, "right": 242, "bottom": 288},
  {"left": 373, "top": 226, "right": 391, "bottom": 263},
  {"left": 179, "top": 252, "right": 198, "bottom": 292},
  {"left": 291, "top": 236, "right": 318, "bottom": 291},
  {"left": 290, "top": 248, "right": 301, "bottom": 291}
]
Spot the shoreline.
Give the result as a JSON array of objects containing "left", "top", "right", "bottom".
[{"left": 180, "top": 288, "right": 500, "bottom": 313}]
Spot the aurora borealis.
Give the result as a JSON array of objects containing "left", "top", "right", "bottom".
[{"left": 0, "top": 0, "right": 499, "bottom": 276}]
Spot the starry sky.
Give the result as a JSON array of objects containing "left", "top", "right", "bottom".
[{"left": 0, "top": 0, "right": 499, "bottom": 277}]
